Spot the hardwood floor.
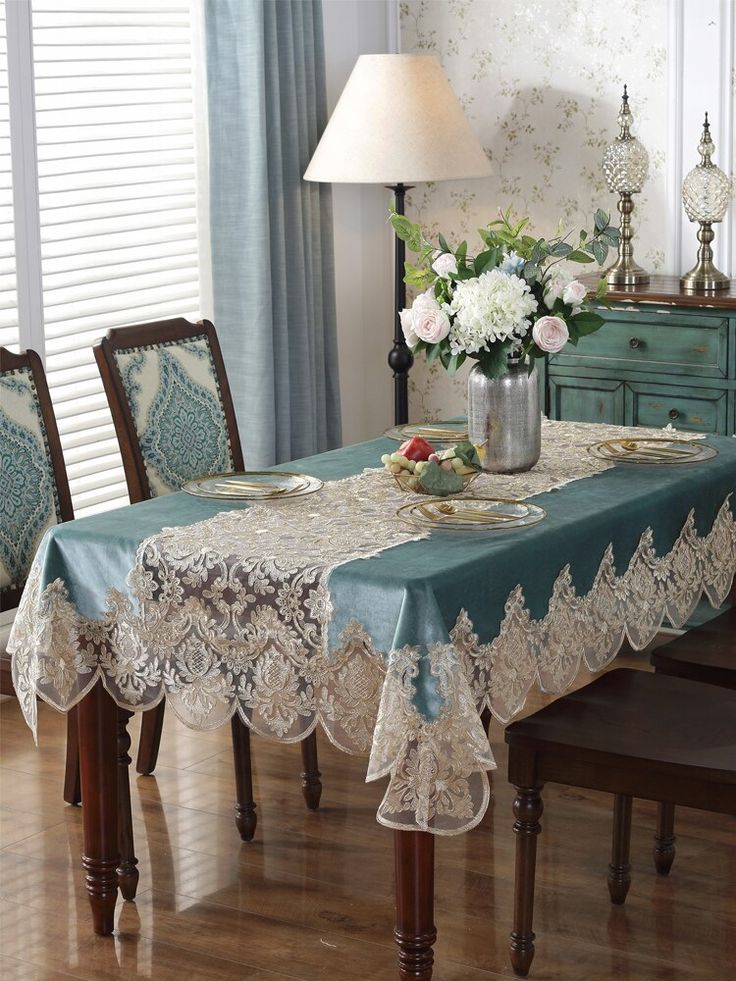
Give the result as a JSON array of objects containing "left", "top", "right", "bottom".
[{"left": 1, "top": 653, "right": 734, "bottom": 980}]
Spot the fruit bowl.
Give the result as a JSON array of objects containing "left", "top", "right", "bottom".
[{"left": 392, "top": 470, "right": 479, "bottom": 495}]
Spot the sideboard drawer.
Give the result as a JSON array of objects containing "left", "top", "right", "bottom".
[
  {"left": 626, "top": 381, "right": 727, "bottom": 435},
  {"left": 548, "top": 375, "right": 625, "bottom": 425},
  {"left": 551, "top": 313, "right": 729, "bottom": 379}
]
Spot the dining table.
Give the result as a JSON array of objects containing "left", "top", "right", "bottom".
[{"left": 8, "top": 418, "right": 736, "bottom": 981}]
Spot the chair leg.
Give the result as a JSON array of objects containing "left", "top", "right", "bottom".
[
  {"left": 608, "top": 793, "right": 632, "bottom": 905},
  {"left": 510, "top": 785, "right": 544, "bottom": 978},
  {"left": 653, "top": 802, "right": 676, "bottom": 875},
  {"left": 116, "top": 709, "right": 139, "bottom": 900},
  {"left": 136, "top": 701, "right": 165, "bottom": 775},
  {"left": 300, "top": 731, "right": 322, "bottom": 810},
  {"left": 63, "top": 706, "right": 82, "bottom": 805},
  {"left": 231, "top": 714, "right": 257, "bottom": 841}
]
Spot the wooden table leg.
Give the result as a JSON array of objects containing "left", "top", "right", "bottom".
[
  {"left": 300, "top": 731, "right": 322, "bottom": 810},
  {"left": 608, "top": 793, "right": 632, "bottom": 904},
  {"left": 510, "top": 785, "right": 543, "bottom": 977},
  {"left": 653, "top": 801, "right": 676, "bottom": 875},
  {"left": 117, "top": 708, "right": 139, "bottom": 900},
  {"left": 394, "top": 830, "right": 436, "bottom": 981},
  {"left": 77, "top": 681, "right": 119, "bottom": 935}
]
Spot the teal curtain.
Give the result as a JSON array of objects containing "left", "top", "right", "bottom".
[{"left": 205, "top": 0, "right": 341, "bottom": 467}]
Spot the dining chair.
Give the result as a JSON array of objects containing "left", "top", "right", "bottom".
[
  {"left": 0, "top": 346, "right": 140, "bottom": 899},
  {"left": 648, "top": 607, "right": 736, "bottom": 874},
  {"left": 1, "top": 346, "right": 80, "bottom": 803},
  {"left": 504, "top": 668, "right": 736, "bottom": 977},
  {"left": 94, "top": 317, "right": 323, "bottom": 840}
]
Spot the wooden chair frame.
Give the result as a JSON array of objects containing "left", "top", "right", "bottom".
[
  {"left": 94, "top": 319, "right": 322, "bottom": 836},
  {"left": 1, "top": 345, "right": 139, "bottom": 899}
]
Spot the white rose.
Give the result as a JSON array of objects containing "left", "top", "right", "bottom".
[
  {"left": 431, "top": 251, "right": 458, "bottom": 279},
  {"left": 411, "top": 291, "right": 451, "bottom": 343},
  {"left": 532, "top": 315, "right": 569, "bottom": 354},
  {"left": 399, "top": 307, "right": 419, "bottom": 348},
  {"left": 562, "top": 280, "right": 587, "bottom": 308},
  {"left": 543, "top": 269, "right": 572, "bottom": 309}
]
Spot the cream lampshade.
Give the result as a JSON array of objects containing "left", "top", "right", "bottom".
[{"left": 304, "top": 54, "right": 491, "bottom": 424}]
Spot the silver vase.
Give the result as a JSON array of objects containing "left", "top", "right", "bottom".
[{"left": 467, "top": 359, "right": 541, "bottom": 473}]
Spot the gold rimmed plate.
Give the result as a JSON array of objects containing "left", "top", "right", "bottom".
[
  {"left": 182, "top": 470, "right": 323, "bottom": 501},
  {"left": 397, "top": 496, "right": 545, "bottom": 532},
  {"left": 588, "top": 437, "right": 718, "bottom": 466},
  {"left": 384, "top": 420, "right": 468, "bottom": 444}
]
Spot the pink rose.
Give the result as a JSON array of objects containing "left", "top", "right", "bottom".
[
  {"left": 408, "top": 291, "right": 451, "bottom": 344},
  {"left": 562, "top": 280, "right": 587, "bottom": 308},
  {"left": 532, "top": 315, "right": 569, "bottom": 353},
  {"left": 399, "top": 308, "right": 419, "bottom": 348},
  {"left": 431, "top": 251, "right": 458, "bottom": 278}
]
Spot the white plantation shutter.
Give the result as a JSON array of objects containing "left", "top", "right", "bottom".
[
  {"left": 31, "top": 0, "right": 202, "bottom": 515},
  {"left": 0, "top": 3, "right": 18, "bottom": 353}
]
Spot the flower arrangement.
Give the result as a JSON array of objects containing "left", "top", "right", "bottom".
[{"left": 391, "top": 207, "right": 621, "bottom": 379}]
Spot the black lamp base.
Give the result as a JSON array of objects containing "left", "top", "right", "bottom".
[{"left": 387, "top": 183, "right": 415, "bottom": 426}]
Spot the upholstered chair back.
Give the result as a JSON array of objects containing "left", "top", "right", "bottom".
[
  {"left": 0, "top": 347, "right": 74, "bottom": 611},
  {"left": 94, "top": 319, "right": 244, "bottom": 503}
]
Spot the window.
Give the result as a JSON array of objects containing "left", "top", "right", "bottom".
[
  {"left": 0, "top": 3, "right": 18, "bottom": 354},
  {"left": 4, "top": 0, "right": 208, "bottom": 515}
]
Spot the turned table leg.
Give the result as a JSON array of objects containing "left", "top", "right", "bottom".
[
  {"left": 394, "top": 830, "right": 436, "bottom": 981},
  {"left": 300, "top": 731, "right": 322, "bottom": 810},
  {"left": 608, "top": 793, "right": 632, "bottom": 904},
  {"left": 653, "top": 802, "right": 676, "bottom": 875},
  {"left": 77, "top": 681, "right": 119, "bottom": 935},
  {"left": 510, "top": 785, "right": 543, "bottom": 977},
  {"left": 116, "top": 709, "right": 139, "bottom": 900},
  {"left": 231, "top": 715, "right": 257, "bottom": 841}
]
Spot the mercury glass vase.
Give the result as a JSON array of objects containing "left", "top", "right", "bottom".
[{"left": 467, "top": 359, "right": 541, "bottom": 473}]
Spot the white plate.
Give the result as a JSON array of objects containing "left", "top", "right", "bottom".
[
  {"left": 397, "top": 496, "right": 545, "bottom": 532},
  {"left": 182, "top": 470, "right": 323, "bottom": 501}
]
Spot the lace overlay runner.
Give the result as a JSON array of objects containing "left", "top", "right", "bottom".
[{"left": 9, "top": 420, "right": 733, "bottom": 835}]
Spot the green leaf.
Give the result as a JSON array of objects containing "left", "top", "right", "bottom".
[
  {"left": 474, "top": 247, "right": 499, "bottom": 276},
  {"left": 403, "top": 261, "right": 435, "bottom": 290},
  {"left": 477, "top": 343, "right": 510, "bottom": 379},
  {"left": 591, "top": 239, "right": 608, "bottom": 265},
  {"left": 566, "top": 249, "right": 595, "bottom": 263},
  {"left": 438, "top": 233, "right": 450, "bottom": 253},
  {"left": 456, "top": 240, "right": 468, "bottom": 263},
  {"left": 594, "top": 208, "right": 609, "bottom": 232},
  {"left": 418, "top": 460, "right": 465, "bottom": 497},
  {"left": 452, "top": 440, "right": 481, "bottom": 470},
  {"left": 523, "top": 261, "right": 540, "bottom": 282},
  {"left": 445, "top": 352, "right": 467, "bottom": 375},
  {"left": 571, "top": 311, "right": 605, "bottom": 336},
  {"left": 425, "top": 343, "right": 442, "bottom": 365},
  {"left": 595, "top": 276, "right": 608, "bottom": 299},
  {"left": 389, "top": 210, "right": 423, "bottom": 252},
  {"left": 550, "top": 241, "right": 573, "bottom": 257}
]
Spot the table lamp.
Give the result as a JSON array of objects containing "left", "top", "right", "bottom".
[
  {"left": 304, "top": 54, "right": 491, "bottom": 425},
  {"left": 680, "top": 113, "right": 732, "bottom": 291},
  {"left": 602, "top": 85, "right": 650, "bottom": 287}
]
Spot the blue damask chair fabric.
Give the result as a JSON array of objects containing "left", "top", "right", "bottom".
[
  {"left": 113, "top": 335, "right": 235, "bottom": 497},
  {"left": 0, "top": 367, "right": 62, "bottom": 591}
]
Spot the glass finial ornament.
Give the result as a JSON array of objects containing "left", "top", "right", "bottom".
[
  {"left": 602, "top": 85, "right": 650, "bottom": 286},
  {"left": 680, "top": 114, "right": 732, "bottom": 292}
]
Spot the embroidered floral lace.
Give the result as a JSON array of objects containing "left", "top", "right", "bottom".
[{"left": 9, "top": 420, "right": 734, "bottom": 835}]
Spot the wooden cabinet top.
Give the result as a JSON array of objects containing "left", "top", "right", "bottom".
[{"left": 581, "top": 273, "right": 736, "bottom": 311}]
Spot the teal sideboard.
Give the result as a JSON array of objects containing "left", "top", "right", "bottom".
[{"left": 543, "top": 275, "right": 736, "bottom": 435}]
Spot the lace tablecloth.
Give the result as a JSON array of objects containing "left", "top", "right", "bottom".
[{"left": 9, "top": 420, "right": 736, "bottom": 834}]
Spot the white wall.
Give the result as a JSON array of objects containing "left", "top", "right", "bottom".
[{"left": 322, "top": 0, "right": 394, "bottom": 446}]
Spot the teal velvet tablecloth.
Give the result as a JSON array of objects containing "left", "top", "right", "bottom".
[{"left": 31, "top": 431, "right": 736, "bottom": 723}]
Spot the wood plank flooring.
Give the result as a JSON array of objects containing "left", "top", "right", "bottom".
[{"left": 1, "top": 653, "right": 735, "bottom": 980}]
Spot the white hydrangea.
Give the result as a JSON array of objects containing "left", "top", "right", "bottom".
[{"left": 445, "top": 268, "right": 538, "bottom": 355}]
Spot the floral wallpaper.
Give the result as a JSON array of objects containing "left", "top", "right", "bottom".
[{"left": 399, "top": 0, "right": 669, "bottom": 420}]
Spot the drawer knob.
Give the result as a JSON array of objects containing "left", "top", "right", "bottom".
[
  {"left": 669, "top": 408, "right": 680, "bottom": 421},
  {"left": 629, "top": 336, "right": 642, "bottom": 349}
]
